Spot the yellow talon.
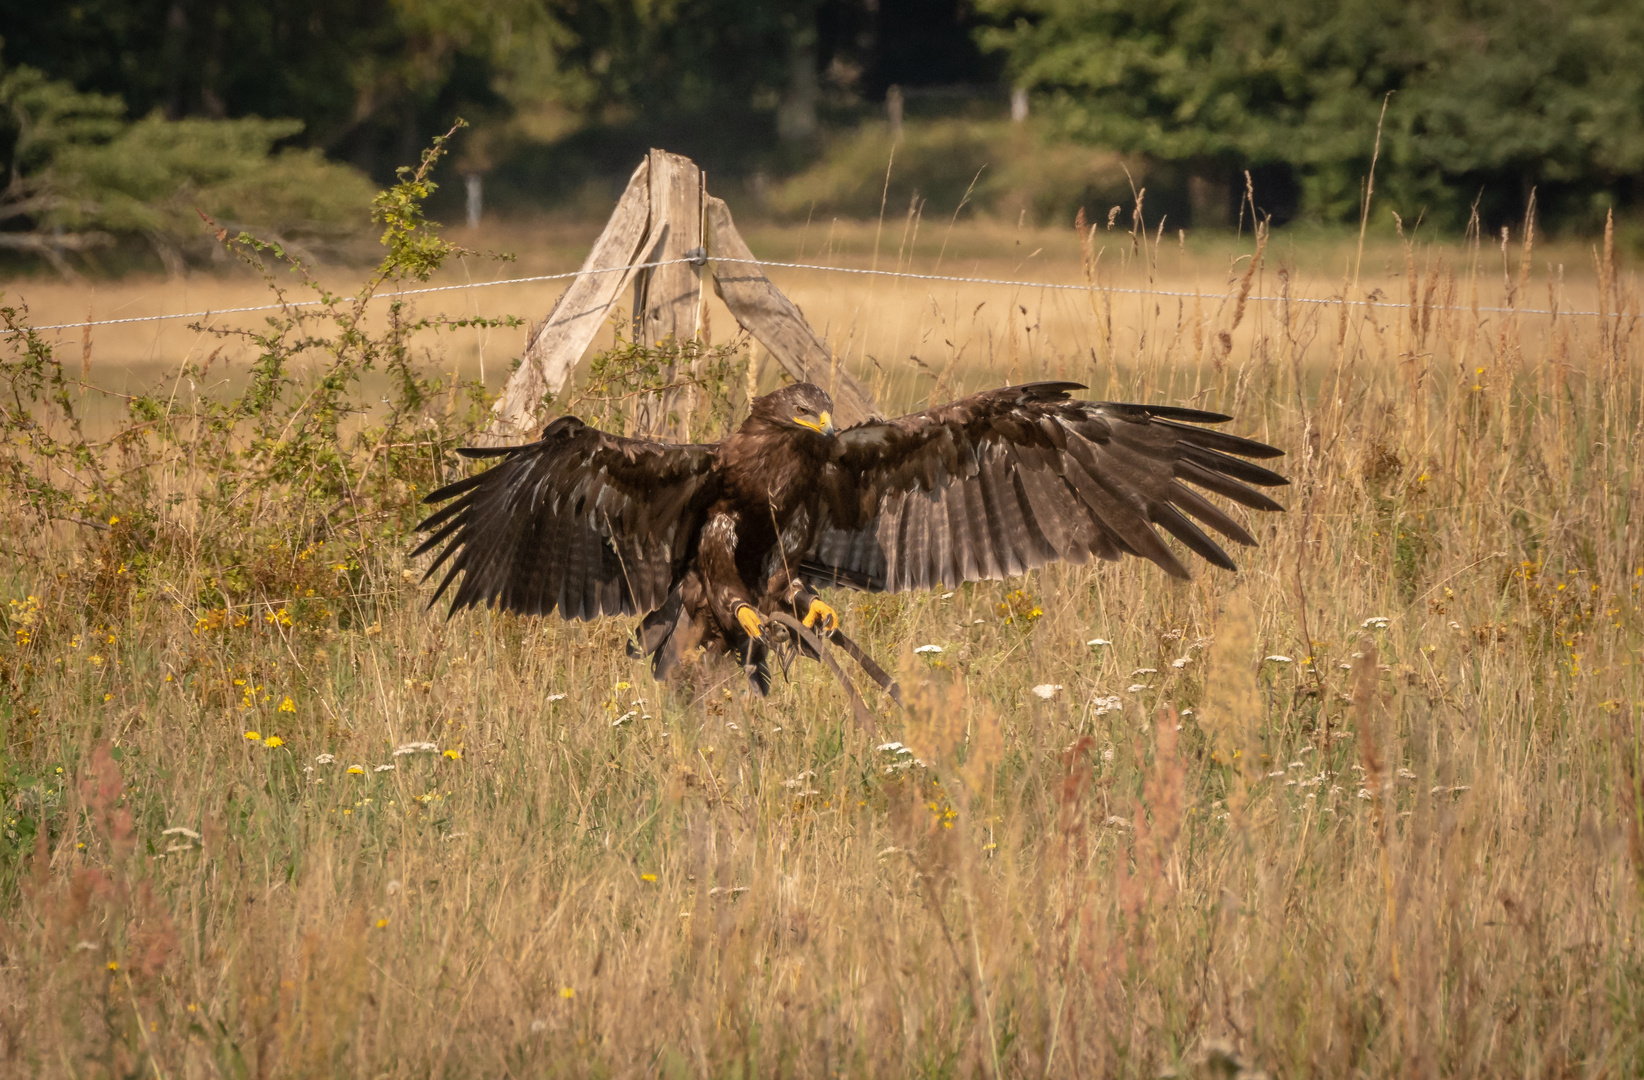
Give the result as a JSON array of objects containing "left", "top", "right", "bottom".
[
  {"left": 802, "top": 598, "right": 839, "bottom": 633},
  {"left": 736, "top": 605, "right": 764, "bottom": 639}
]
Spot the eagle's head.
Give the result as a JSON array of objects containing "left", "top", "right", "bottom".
[{"left": 748, "top": 382, "right": 836, "bottom": 438}]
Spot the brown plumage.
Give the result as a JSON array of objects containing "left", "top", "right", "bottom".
[{"left": 412, "top": 382, "right": 1288, "bottom": 693}]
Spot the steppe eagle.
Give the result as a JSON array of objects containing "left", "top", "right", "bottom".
[{"left": 413, "top": 382, "right": 1287, "bottom": 692}]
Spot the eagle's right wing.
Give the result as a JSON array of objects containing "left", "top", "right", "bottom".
[
  {"left": 803, "top": 382, "right": 1287, "bottom": 592},
  {"left": 412, "top": 417, "right": 721, "bottom": 620}
]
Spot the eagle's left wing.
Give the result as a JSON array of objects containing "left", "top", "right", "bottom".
[
  {"left": 412, "top": 416, "right": 721, "bottom": 620},
  {"left": 802, "top": 382, "right": 1287, "bottom": 592}
]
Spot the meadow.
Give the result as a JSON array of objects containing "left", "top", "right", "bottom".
[{"left": 2, "top": 170, "right": 1642, "bottom": 1077}]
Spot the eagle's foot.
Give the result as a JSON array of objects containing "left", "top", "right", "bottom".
[
  {"left": 801, "top": 598, "right": 839, "bottom": 634},
  {"left": 736, "top": 604, "right": 766, "bottom": 639}
]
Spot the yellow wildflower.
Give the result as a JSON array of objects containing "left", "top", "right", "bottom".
[
  {"left": 263, "top": 736, "right": 284, "bottom": 749},
  {"left": 243, "top": 731, "right": 261, "bottom": 742},
  {"left": 278, "top": 696, "right": 295, "bottom": 713}
]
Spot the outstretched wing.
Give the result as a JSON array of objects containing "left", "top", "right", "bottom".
[
  {"left": 802, "top": 382, "right": 1287, "bottom": 592},
  {"left": 412, "top": 416, "right": 721, "bottom": 619}
]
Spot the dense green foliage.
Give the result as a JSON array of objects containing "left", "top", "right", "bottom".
[
  {"left": 977, "top": 0, "right": 1644, "bottom": 225},
  {"left": 0, "top": 65, "right": 375, "bottom": 274},
  {"left": 5, "top": 0, "right": 1644, "bottom": 236}
]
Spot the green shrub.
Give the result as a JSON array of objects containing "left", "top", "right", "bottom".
[{"left": 769, "top": 118, "right": 1138, "bottom": 225}]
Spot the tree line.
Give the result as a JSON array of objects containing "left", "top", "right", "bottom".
[{"left": 1, "top": 0, "right": 1640, "bottom": 274}]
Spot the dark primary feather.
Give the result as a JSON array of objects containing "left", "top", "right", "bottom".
[
  {"left": 412, "top": 416, "right": 721, "bottom": 619},
  {"left": 802, "top": 382, "right": 1287, "bottom": 592}
]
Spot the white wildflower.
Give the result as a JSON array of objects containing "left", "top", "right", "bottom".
[
  {"left": 612, "top": 710, "right": 637, "bottom": 727},
  {"left": 940, "top": 592, "right": 954, "bottom": 599},
  {"left": 315, "top": 753, "right": 336, "bottom": 765},
  {"left": 1126, "top": 684, "right": 1150, "bottom": 694},
  {"left": 1361, "top": 616, "right": 1391, "bottom": 629},
  {"left": 914, "top": 644, "right": 943, "bottom": 655},
  {"left": 1172, "top": 657, "right": 1191, "bottom": 668},
  {"left": 393, "top": 741, "right": 438, "bottom": 757},
  {"left": 1086, "top": 638, "right": 1112, "bottom": 647},
  {"left": 1031, "top": 683, "right": 1063, "bottom": 700},
  {"left": 1130, "top": 667, "right": 1158, "bottom": 676},
  {"left": 546, "top": 693, "right": 566, "bottom": 703},
  {"left": 1092, "top": 695, "right": 1122, "bottom": 715},
  {"left": 375, "top": 764, "right": 394, "bottom": 773},
  {"left": 1264, "top": 655, "right": 1293, "bottom": 664},
  {"left": 877, "top": 741, "right": 907, "bottom": 753},
  {"left": 161, "top": 826, "right": 201, "bottom": 841}
]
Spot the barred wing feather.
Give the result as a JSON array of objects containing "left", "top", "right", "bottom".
[
  {"left": 412, "top": 416, "right": 720, "bottom": 619},
  {"left": 803, "top": 382, "right": 1286, "bottom": 592}
]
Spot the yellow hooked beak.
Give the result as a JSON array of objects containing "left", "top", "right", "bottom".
[{"left": 794, "top": 410, "right": 835, "bottom": 436}]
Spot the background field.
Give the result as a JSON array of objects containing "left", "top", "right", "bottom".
[{"left": 2, "top": 197, "right": 1643, "bottom": 1078}]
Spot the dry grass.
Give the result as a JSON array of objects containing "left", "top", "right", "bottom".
[{"left": 2, "top": 206, "right": 1643, "bottom": 1078}]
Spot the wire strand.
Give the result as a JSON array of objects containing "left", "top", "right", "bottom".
[{"left": 5, "top": 253, "right": 1624, "bottom": 335}]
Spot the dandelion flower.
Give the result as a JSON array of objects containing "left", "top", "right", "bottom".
[
  {"left": 641, "top": 873, "right": 658, "bottom": 883},
  {"left": 442, "top": 748, "right": 461, "bottom": 760},
  {"left": 1031, "top": 683, "right": 1063, "bottom": 700},
  {"left": 347, "top": 764, "right": 364, "bottom": 775},
  {"left": 914, "top": 644, "right": 943, "bottom": 655},
  {"left": 376, "top": 918, "right": 389, "bottom": 929},
  {"left": 277, "top": 697, "right": 295, "bottom": 712},
  {"left": 560, "top": 987, "right": 575, "bottom": 1000},
  {"left": 243, "top": 731, "right": 261, "bottom": 742},
  {"left": 263, "top": 736, "right": 284, "bottom": 749},
  {"left": 107, "top": 960, "right": 119, "bottom": 971}
]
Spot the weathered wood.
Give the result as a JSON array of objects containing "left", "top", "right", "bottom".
[
  {"left": 632, "top": 150, "right": 704, "bottom": 436},
  {"left": 703, "top": 196, "right": 879, "bottom": 426},
  {"left": 485, "top": 160, "right": 652, "bottom": 441},
  {"left": 634, "top": 150, "right": 703, "bottom": 345}
]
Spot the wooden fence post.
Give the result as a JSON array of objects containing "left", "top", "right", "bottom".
[
  {"left": 486, "top": 151, "right": 880, "bottom": 442},
  {"left": 485, "top": 159, "right": 651, "bottom": 441}
]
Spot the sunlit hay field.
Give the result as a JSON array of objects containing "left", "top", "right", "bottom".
[{"left": 2, "top": 204, "right": 1643, "bottom": 1079}]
